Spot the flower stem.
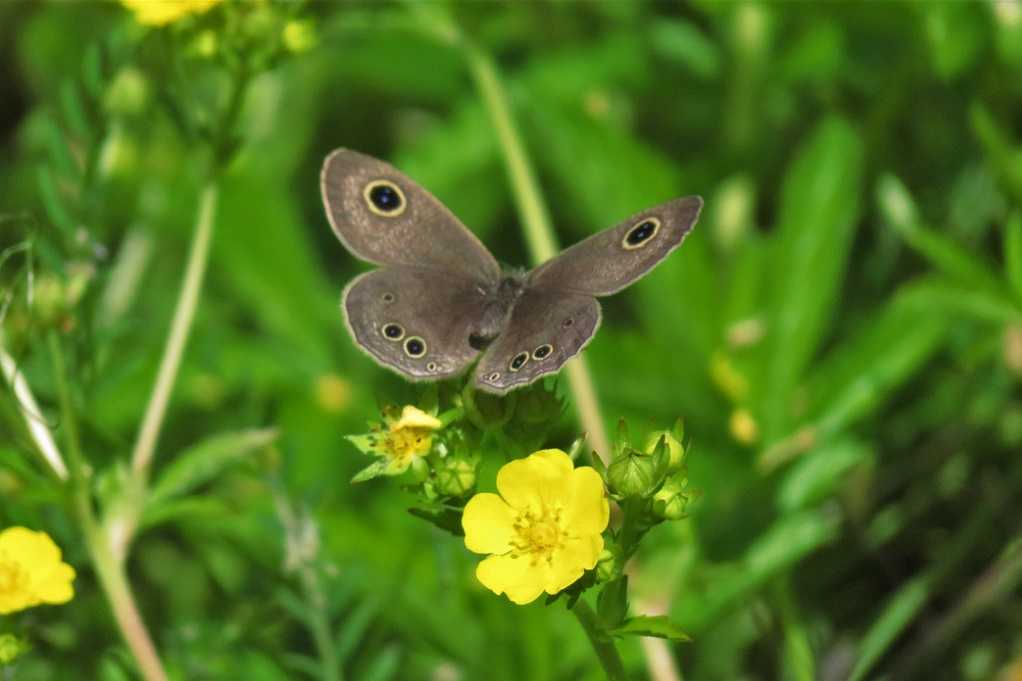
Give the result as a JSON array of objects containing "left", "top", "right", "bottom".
[
  {"left": 130, "top": 181, "right": 219, "bottom": 480},
  {"left": 47, "top": 333, "right": 169, "bottom": 681},
  {"left": 571, "top": 600, "right": 628, "bottom": 681},
  {"left": 464, "top": 42, "right": 611, "bottom": 461}
]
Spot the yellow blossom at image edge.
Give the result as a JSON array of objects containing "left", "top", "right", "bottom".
[
  {"left": 462, "top": 449, "right": 609, "bottom": 605},
  {"left": 120, "top": 0, "right": 221, "bottom": 26},
  {"left": 0, "top": 527, "right": 75, "bottom": 615}
]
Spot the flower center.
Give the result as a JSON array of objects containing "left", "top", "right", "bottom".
[
  {"left": 385, "top": 427, "right": 432, "bottom": 462},
  {"left": 512, "top": 506, "right": 566, "bottom": 564},
  {"left": 0, "top": 556, "right": 28, "bottom": 597}
]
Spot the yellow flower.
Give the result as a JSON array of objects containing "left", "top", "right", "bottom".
[
  {"left": 462, "top": 449, "right": 609, "bottom": 605},
  {"left": 120, "top": 0, "right": 221, "bottom": 26},
  {"left": 347, "top": 405, "right": 443, "bottom": 482},
  {"left": 0, "top": 527, "right": 75, "bottom": 615}
]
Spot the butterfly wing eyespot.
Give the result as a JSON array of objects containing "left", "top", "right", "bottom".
[
  {"left": 621, "top": 218, "right": 661, "bottom": 250},
  {"left": 403, "top": 336, "right": 427, "bottom": 358},
  {"left": 381, "top": 323, "right": 404, "bottom": 340},
  {"left": 508, "top": 351, "right": 530, "bottom": 372},
  {"left": 382, "top": 292, "right": 395, "bottom": 303},
  {"left": 363, "top": 180, "right": 407, "bottom": 217},
  {"left": 532, "top": 344, "right": 553, "bottom": 360},
  {"left": 488, "top": 372, "right": 501, "bottom": 382},
  {"left": 563, "top": 318, "right": 574, "bottom": 328},
  {"left": 426, "top": 361, "right": 438, "bottom": 372}
]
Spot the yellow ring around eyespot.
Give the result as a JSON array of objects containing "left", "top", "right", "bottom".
[
  {"left": 380, "top": 323, "right": 405, "bottom": 341},
  {"left": 508, "top": 351, "right": 529, "bottom": 373},
  {"left": 621, "top": 217, "right": 661, "bottom": 250},
  {"left": 363, "top": 179, "right": 408, "bottom": 218},
  {"left": 403, "top": 336, "right": 427, "bottom": 358}
]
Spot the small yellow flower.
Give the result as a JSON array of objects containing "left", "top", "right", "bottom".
[
  {"left": 120, "top": 0, "right": 221, "bottom": 26},
  {"left": 462, "top": 449, "right": 609, "bottom": 605},
  {"left": 0, "top": 527, "right": 75, "bottom": 615},
  {"left": 348, "top": 405, "right": 443, "bottom": 482}
]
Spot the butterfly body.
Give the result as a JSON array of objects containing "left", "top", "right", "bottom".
[{"left": 322, "top": 149, "right": 702, "bottom": 394}]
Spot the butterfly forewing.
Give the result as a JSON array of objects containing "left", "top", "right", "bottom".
[
  {"left": 321, "top": 149, "right": 502, "bottom": 283},
  {"left": 527, "top": 196, "right": 703, "bottom": 296}
]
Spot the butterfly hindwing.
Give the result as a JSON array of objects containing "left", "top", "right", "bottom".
[
  {"left": 474, "top": 288, "right": 601, "bottom": 394},
  {"left": 343, "top": 267, "right": 491, "bottom": 381}
]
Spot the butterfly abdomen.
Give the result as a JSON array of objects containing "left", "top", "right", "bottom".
[{"left": 467, "top": 273, "right": 525, "bottom": 350}]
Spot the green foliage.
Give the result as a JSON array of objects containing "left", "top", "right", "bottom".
[{"left": 2, "top": 1, "right": 1022, "bottom": 680}]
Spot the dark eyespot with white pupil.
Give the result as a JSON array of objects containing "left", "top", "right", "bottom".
[
  {"left": 370, "top": 184, "right": 401, "bottom": 211},
  {"left": 533, "top": 344, "right": 553, "bottom": 360},
  {"left": 509, "top": 351, "right": 529, "bottom": 372},
  {"left": 404, "top": 337, "right": 426, "bottom": 357},
  {"left": 623, "top": 219, "right": 660, "bottom": 249},
  {"left": 382, "top": 323, "right": 403, "bottom": 340}
]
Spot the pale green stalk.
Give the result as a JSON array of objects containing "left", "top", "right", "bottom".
[
  {"left": 47, "top": 334, "right": 169, "bottom": 681},
  {"left": 571, "top": 600, "right": 628, "bottom": 681},
  {"left": 130, "top": 182, "right": 219, "bottom": 480},
  {"left": 463, "top": 43, "right": 611, "bottom": 461}
]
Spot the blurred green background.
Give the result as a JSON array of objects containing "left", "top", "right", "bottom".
[{"left": 3, "top": 1, "right": 1022, "bottom": 680}]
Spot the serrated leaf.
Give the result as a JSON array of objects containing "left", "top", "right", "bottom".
[
  {"left": 607, "top": 615, "right": 691, "bottom": 642},
  {"left": 147, "top": 428, "right": 277, "bottom": 505},
  {"left": 407, "top": 506, "right": 464, "bottom": 536}
]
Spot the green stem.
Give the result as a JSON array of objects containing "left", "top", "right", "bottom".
[
  {"left": 300, "top": 565, "right": 342, "bottom": 681},
  {"left": 130, "top": 181, "right": 219, "bottom": 481},
  {"left": 571, "top": 600, "right": 628, "bottom": 681},
  {"left": 47, "top": 334, "right": 169, "bottom": 681},
  {"left": 463, "top": 42, "right": 611, "bottom": 461}
]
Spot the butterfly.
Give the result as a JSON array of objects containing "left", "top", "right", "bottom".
[{"left": 321, "top": 149, "right": 702, "bottom": 394}]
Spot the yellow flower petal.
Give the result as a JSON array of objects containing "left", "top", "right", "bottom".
[
  {"left": 0, "top": 527, "right": 75, "bottom": 614},
  {"left": 547, "top": 535, "right": 604, "bottom": 594},
  {"left": 121, "top": 0, "right": 220, "bottom": 26},
  {"left": 476, "top": 554, "right": 548, "bottom": 605},
  {"left": 564, "top": 467, "right": 610, "bottom": 536},
  {"left": 392, "top": 405, "right": 442, "bottom": 431},
  {"left": 462, "top": 493, "right": 516, "bottom": 555},
  {"left": 496, "top": 449, "right": 573, "bottom": 512},
  {"left": 35, "top": 562, "right": 76, "bottom": 605}
]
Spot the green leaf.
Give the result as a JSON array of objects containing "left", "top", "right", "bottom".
[
  {"left": 877, "top": 174, "right": 1004, "bottom": 295},
  {"left": 337, "top": 599, "right": 380, "bottom": 664},
  {"left": 676, "top": 510, "right": 840, "bottom": 632},
  {"left": 606, "top": 615, "right": 691, "bottom": 642},
  {"left": 148, "top": 428, "right": 278, "bottom": 506},
  {"left": 848, "top": 577, "right": 931, "bottom": 681},
  {"left": 351, "top": 460, "right": 388, "bottom": 484},
  {"left": 648, "top": 19, "right": 721, "bottom": 79},
  {"left": 1004, "top": 212, "right": 1022, "bottom": 300},
  {"left": 138, "top": 496, "right": 229, "bottom": 530},
  {"left": 758, "top": 117, "right": 864, "bottom": 443},
  {"left": 777, "top": 438, "right": 873, "bottom": 512},
  {"left": 358, "top": 644, "right": 401, "bottom": 681},
  {"left": 802, "top": 282, "right": 949, "bottom": 440},
  {"left": 596, "top": 576, "right": 629, "bottom": 628},
  {"left": 407, "top": 506, "right": 464, "bottom": 536}
]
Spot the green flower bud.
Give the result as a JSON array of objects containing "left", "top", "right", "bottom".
[
  {"left": 434, "top": 457, "right": 476, "bottom": 497},
  {"left": 462, "top": 383, "right": 516, "bottom": 430},
  {"left": 104, "top": 67, "right": 149, "bottom": 116},
  {"left": 0, "top": 634, "right": 28, "bottom": 665},
  {"left": 652, "top": 475, "right": 690, "bottom": 521},
  {"left": 643, "top": 422, "right": 686, "bottom": 472},
  {"left": 283, "top": 19, "right": 317, "bottom": 53},
  {"left": 608, "top": 446, "right": 659, "bottom": 498},
  {"left": 513, "top": 381, "right": 564, "bottom": 426}
]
